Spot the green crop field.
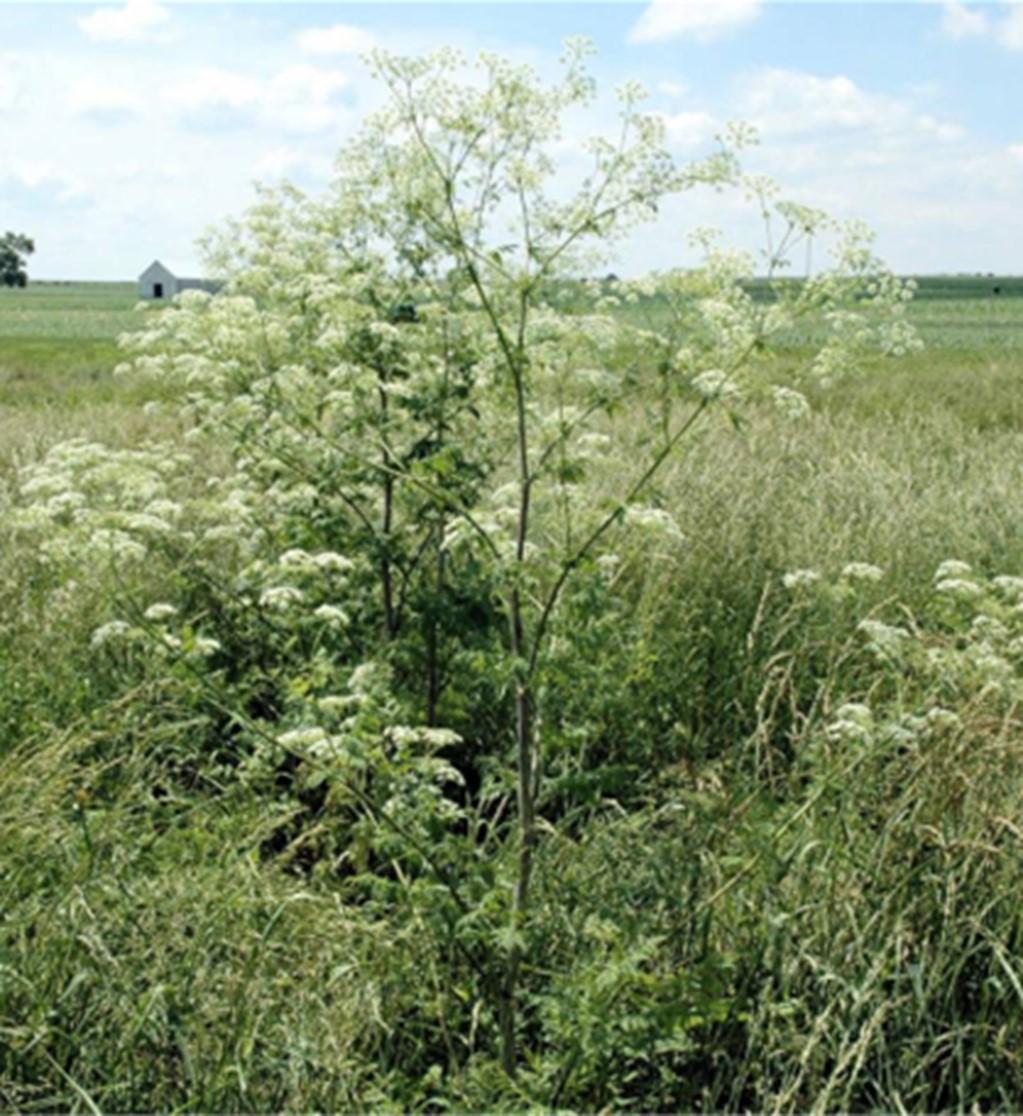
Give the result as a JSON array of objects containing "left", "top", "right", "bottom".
[
  {"left": 4, "top": 257, "right": 1023, "bottom": 1113},
  {"left": 0, "top": 283, "right": 182, "bottom": 463}
]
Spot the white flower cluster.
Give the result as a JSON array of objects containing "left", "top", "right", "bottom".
[
  {"left": 11, "top": 439, "right": 192, "bottom": 568},
  {"left": 842, "top": 562, "right": 884, "bottom": 583},
  {"left": 826, "top": 701, "right": 874, "bottom": 744},
  {"left": 857, "top": 618, "right": 911, "bottom": 661},
  {"left": 934, "top": 559, "right": 985, "bottom": 601},
  {"left": 692, "top": 369, "right": 742, "bottom": 404},
  {"left": 625, "top": 505, "right": 685, "bottom": 542},
  {"left": 848, "top": 561, "right": 1023, "bottom": 740},
  {"left": 782, "top": 568, "right": 820, "bottom": 591},
  {"left": 90, "top": 607, "right": 220, "bottom": 662},
  {"left": 771, "top": 386, "right": 810, "bottom": 421}
]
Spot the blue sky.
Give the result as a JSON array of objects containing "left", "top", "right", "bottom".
[{"left": 1, "top": 0, "right": 1021, "bottom": 279}]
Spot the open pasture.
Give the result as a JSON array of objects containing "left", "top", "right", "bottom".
[{"left": 0, "top": 282, "right": 181, "bottom": 463}]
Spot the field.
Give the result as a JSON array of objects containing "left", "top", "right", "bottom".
[
  {"left": 0, "top": 284, "right": 182, "bottom": 465},
  {"left": 4, "top": 274, "right": 1023, "bottom": 1112}
]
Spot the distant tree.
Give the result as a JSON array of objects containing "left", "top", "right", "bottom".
[{"left": 0, "top": 232, "right": 35, "bottom": 288}]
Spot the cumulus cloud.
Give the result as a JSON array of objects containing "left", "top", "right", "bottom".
[
  {"left": 0, "top": 51, "right": 28, "bottom": 113},
  {"left": 740, "top": 70, "right": 880, "bottom": 134},
  {"left": 168, "top": 68, "right": 260, "bottom": 113},
  {"left": 0, "top": 73, "right": 18, "bottom": 113},
  {"left": 165, "top": 68, "right": 259, "bottom": 129},
  {"left": 684, "top": 66, "right": 1011, "bottom": 275},
  {"left": 940, "top": 2, "right": 989, "bottom": 39},
  {"left": 629, "top": 0, "right": 761, "bottom": 44},
  {"left": 296, "top": 23, "right": 376, "bottom": 56},
  {"left": 939, "top": 2, "right": 1023, "bottom": 49},
  {"left": 167, "top": 65, "right": 350, "bottom": 134},
  {"left": 265, "top": 66, "right": 351, "bottom": 133},
  {"left": 656, "top": 80, "right": 689, "bottom": 98},
  {"left": 998, "top": 5, "right": 1023, "bottom": 49},
  {"left": 738, "top": 68, "right": 964, "bottom": 145},
  {"left": 254, "top": 146, "right": 333, "bottom": 183},
  {"left": 68, "top": 78, "right": 139, "bottom": 123},
  {"left": 78, "top": 0, "right": 173, "bottom": 44},
  {"left": 1, "top": 163, "right": 90, "bottom": 209},
  {"left": 659, "top": 109, "right": 718, "bottom": 149},
  {"left": 916, "top": 113, "right": 965, "bottom": 143}
]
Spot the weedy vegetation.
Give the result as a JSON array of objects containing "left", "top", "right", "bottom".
[{"left": 4, "top": 45, "right": 1023, "bottom": 1112}]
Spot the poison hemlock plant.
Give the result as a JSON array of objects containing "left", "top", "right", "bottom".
[{"left": 11, "top": 43, "right": 919, "bottom": 1082}]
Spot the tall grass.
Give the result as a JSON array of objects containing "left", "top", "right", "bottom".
[{"left": 4, "top": 286, "right": 1023, "bottom": 1109}]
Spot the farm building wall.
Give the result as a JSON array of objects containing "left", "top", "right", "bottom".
[
  {"left": 138, "top": 262, "right": 221, "bottom": 300},
  {"left": 176, "top": 278, "right": 221, "bottom": 294},
  {"left": 138, "top": 260, "right": 177, "bottom": 300}
]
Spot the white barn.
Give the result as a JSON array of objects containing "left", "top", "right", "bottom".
[{"left": 138, "top": 260, "right": 220, "bottom": 300}]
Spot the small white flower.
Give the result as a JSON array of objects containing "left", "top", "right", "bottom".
[
  {"left": 259, "top": 585, "right": 305, "bottom": 610},
  {"left": 782, "top": 569, "right": 820, "bottom": 591},
  {"left": 278, "top": 548, "right": 314, "bottom": 569},
  {"left": 317, "top": 695, "right": 358, "bottom": 716},
  {"left": 936, "top": 578, "right": 984, "bottom": 600},
  {"left": 826, "top": 702, "right": 874, "bottom": 744},
  {"left": 842, "top": 562, "right": 884, "bottom": 583},
  {"left": 278, "top": 726, "right": 329, "bottom": 749},
  {"left": 278, "top": 725, "right": 344, "bottom": 760},
  {"left": 692, "top": 369, "right": 741, "bottom": 403},
  {"left": 313, "top": 604, "right": 350, "bottom": 628},
  {"left": 993, "top": 576, "right": 1023, "bottom": 601},
  {"left": 596, "top": 553, "right": 621, "bottom": 580},
  {"left": 625, "top": 506, "right": 684, "bottom": 541},
  {"left": 349, "top": 662, "right": 383, "bottom": 695},
  {"left": 144, "top": 603, "right": 178, "bottom": 622},
  {"left": 771, "top": 386, "right": 810, "bottom": 420},
  {"left": 970, "top": 615, "right": 1008, "bottom": 643},
  {"left": 312, "top": 551, "right": 353, "bottom": 573},
  {"left": 123, "top": 513, "right": 172, "bottom": 534},
  {"left": 857, "top": 618, "right": 911, "bottom": 659},
  {"left": 90, "top": 620, "right": 135, "bottom": 648},
  {"left": 420, "top": 727, "right": 461, "bottom": 748},
  {"left": 934, "top": 560, "right": 973, "bottom": 582}
]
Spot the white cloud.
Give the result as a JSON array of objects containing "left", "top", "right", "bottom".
[
  {"left": 740, "top": 70, "right": 880, "bottom": 134},
  {"left": 629, "top": 0, "right": 761, "bottom": 45},
  {"left": 265, "top": 66, "right": 350, "bottom": 133},
  {"left": 167, "top": 65, "right": 350, "bottom": 134},
  {"left": 254, "top": 146, "right": 333, "bottom": 183},
  {"left": 737, "top": 68, "right": 965, "bottom": 149},
  {"left": 0, "top": 52, "right": 26, "bottom": 112},
  {"left": 78, "top": 0, "right": 172, "bottom": 44},
  {"left": 1, "top": 163, "right": 90, "bottom": 209},
  {"left": 674, "top": 66, "right": 1021, "bottom": 277},
  {"left": 296, "top": 23, "right": 376, "bottom": 56},
  {"left": 0, "top": 75, "right": 17, "bottom": 113},
  {"left": 916, "top": 113, "right": 965, "bottom": 143},
  {"left": 657, "top": 80, "right": 689, "bottom": 99},
  {"left": 939, "top": 2, "right": 1023, "bottom": 50},
  {"left": 167, "top": 68, "right": 260, "bottom": 114},
  {"left": 998, "top": 5, "right": 1023, "bottom": 49},
  {"left": 68, "top": 78, "right": 139, "bottom": 123},
  {"left": 659, "top": 109, "right": 717, "bottom": 148},
  {"left": 940, "top": 2, "right": 989, "bottom": 39}
]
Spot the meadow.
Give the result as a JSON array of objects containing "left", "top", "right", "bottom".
[{"left": 3, "top": 268, "right": 1023, "bottom": 1112}]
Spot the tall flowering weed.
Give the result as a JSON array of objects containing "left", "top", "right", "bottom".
[{"left": 4, "top": 43, "right": 927, "bottom": 1078}]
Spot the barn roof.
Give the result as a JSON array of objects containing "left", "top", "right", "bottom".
[{"left": 139, "top": 259, "right": 205, "bottom": 280}]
